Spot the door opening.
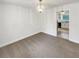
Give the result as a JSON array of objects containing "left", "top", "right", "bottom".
[{"left": 57, "top": 10, "right": 69, "bottom": 39}]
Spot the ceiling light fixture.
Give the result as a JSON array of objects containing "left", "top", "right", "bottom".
[
  {"left": 61, "top": 10, "right": 65, "bottom": 14},
  {"left": 37, "top": 0, "right": 44, "bottom": 13}
]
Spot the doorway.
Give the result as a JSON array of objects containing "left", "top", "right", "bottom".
[{"left": 57, "top": 10, "right": 69, "bottom": 39}]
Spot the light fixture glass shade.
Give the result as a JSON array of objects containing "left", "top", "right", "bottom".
[
  {"left": 37, "top": 4, "right": 44, "bottom": 13},
  {"left": 61, "top": 11, "right": 65, "bottom": 14}
]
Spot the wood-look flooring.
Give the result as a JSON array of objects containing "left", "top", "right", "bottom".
[{"left": 0, "top": 32, "right": 79, "bottom": 58}]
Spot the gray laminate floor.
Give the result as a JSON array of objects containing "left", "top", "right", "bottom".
[{"left": 0, "top": 32, "right": 79, "bottom": 58}]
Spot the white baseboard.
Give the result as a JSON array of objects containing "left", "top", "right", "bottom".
[
  {"left": 0, "top": 31, "right": 79, "bottom": 48},
  {"left": 42, "top": 32, "right": 57, "bottom": 37},
  {"left": 0, "top": 31, "right": 40, "bottom": 48},
  {"left": 69, "top": 39, "right": 79, "bottom": 44},
  {"left": 43, "top": 32, "right": 79, "bottom": 44}
]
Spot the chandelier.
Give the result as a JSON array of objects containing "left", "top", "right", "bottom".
[{"left": 37, "top": 0, "right": 44, "bottom": 13}]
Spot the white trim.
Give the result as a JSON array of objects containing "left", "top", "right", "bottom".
[
  {"left": 0, "top": 32, "right": 79, "bottom": 48},
  {"left": 42, "top": 32, "right": 57, "bottom": 37},
  {"left": 69, "top": 39, "right": 79, "bottom": 44},
  {"left": 43, "top": 32, "right": 79, "bottom": 44},
  {"left": 0, "top": 32, "right": 40, "bottom": 48}
]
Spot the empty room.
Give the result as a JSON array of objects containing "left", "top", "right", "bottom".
[{"left": 0, "top": 0, "right": 79, "bottom": 58}]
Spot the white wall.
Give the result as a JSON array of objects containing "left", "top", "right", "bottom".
[
  {"left": 41, "top": 8, "right": 57, "bottom": 36},
  {"left": 54, "top": 2, "right": 79, "bottom": 43},
  {"left": 68, "top": 3, "right": 79, "bottom": 43},
  {"left": 42, "top": 2, "right": 79, "bottom": 43},
  {"left": 0, "top": 3, "right": 41, "bottom": 47},
  {"left": 0, "top": 2, "right": 79, "bottom": 47}
]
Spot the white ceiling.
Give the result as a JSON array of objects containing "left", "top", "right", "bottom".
[{"left": 0, "top": 0, "right": 79, "bottom": 7}]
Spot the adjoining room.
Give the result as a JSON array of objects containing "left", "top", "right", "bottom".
[{"left": 57, "top": 10, "right": 69, "bottom": 39}]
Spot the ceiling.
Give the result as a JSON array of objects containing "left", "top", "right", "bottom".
[{"left": 0, "top": 0, "right": 79, "bottom": 7}]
